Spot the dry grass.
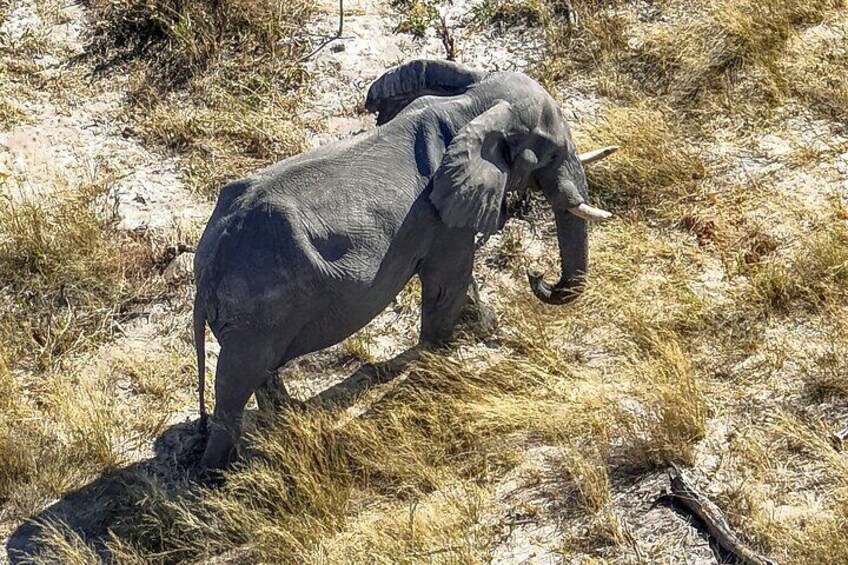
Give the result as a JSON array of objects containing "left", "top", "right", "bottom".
[
  {"left": 783, "top": 11, "right": 848, "bottom": 121},
  {"left": 620, "top": 335, "right": 709, "bottom": 469},
  {"left": 748, "top": 220, "right": 848, "bottom": 312},
  {"left": 471, "top": 0, "right": 547, "bottom": 28},
  {"left": 715, "top": 412, "right": 848, "bottom": 564},
  {"left": 0, "top": 334, "right": 196, "bottom": 521},
  {"left": 540, "top": 0, "right": 845, "bottom": 120},
  {"left": 88, "top": 0, "right": 315, "bottom": 195},
  {"left": 804, "top": 308, "right": 848, "bottom": 401},
  {"left": 19, "top": 288, "right": 714, "bottom": 562},
  {"left": 0, "top": 183, "right": 160, "bottom": 371},
  {"left": 343, "top": 328, "right": 378, "bottom": 364},
  {"left": 0, "top": 66, "right": 27, "bottom": 128},
  {"left": 0, "top": 2, "right": 48, "bottom": 128},
  {"left": 558, "top": 442, "right": 611, "bottom": 515},
  {"left": 574, "top": 105, "right": 707, "bottom": 210}
]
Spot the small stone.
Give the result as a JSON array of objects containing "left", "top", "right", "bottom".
[{"left": 162, "top": 252, "right": 195, "bottom": 283}]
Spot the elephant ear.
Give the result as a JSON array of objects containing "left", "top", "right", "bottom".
[
  {"left": 430, "top": 101, "right": 521, "bottom": 235},
  {"left": 366, "top": 59, "right": 484, "bottom": 125}
]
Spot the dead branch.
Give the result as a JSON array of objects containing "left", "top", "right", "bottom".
[
  {"left": 299, "top": 0, "right": 345, "bottom": 62},
  {"left": 667, "top": 464, "right": 777, "bottom": 565},
  {"left": 832, "top": 424, "right": 848, "bottom": 449},
  {"left": 436, "top": 12, "right": 456, "bottom": 61}
]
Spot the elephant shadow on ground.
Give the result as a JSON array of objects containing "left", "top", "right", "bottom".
[{"left": 6, "top": 347, "right": 420, "bottom": 564}]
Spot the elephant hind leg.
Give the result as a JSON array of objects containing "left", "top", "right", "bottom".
[{"left": 200, "top": 337, "right": 278, "bottom": 470}]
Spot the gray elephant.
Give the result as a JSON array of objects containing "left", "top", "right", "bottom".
[{"left": 192, "top": 59, "right": 617, "bottom": 469}]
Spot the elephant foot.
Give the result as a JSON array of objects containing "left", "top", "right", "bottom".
[
  {"left": 193, "top": 466, "right": 228, "bottom": 488},
  {"left": 199, "top": 417, "right": 239, "bottom": 471}
]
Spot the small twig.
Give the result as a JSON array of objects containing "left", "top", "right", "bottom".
[
  {"left": 503, "top": 518, "right": 535, "bottom": 527},
  {"left": 666, "top": 464, "right": 777, "bottom": 565},
  {"left": 831, "top": 424, "right": 848, "bottom": 449},
  {"left": 408, "top": 545, "right": 462, "bottom": 558},
  {"left": 298, "top": 0, "right": 345, "bottom": 62},
  {"left": 435, "top": 11, "right": 456, "bottom": 61}
]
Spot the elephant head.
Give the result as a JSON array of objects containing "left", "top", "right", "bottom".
[{"left": 367, "top": 60, "right": 617, "bottom": 305}]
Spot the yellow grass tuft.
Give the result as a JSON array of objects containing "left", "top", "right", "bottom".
[
  {"left": 620, "top": 334, "right": 709, "bottom": 469},
  {"left": 749, "top": 221, "right": 848, "bottom": 311},
  {"left": 559, "top": 442, "right": 611, "bottom": 514},
  {"left": 88, "top": 0, "right": 315, "bottom": 195},
  {"left": 27, "top": 521, "right": 104, "bottom": 565},
  {"left": 0, "top": 186, "right": 158, "bottom": 370},
  {"left": 575, "top": 105, "right": 707, "bottom": 210},
  {"left": 343, "top": 328, "right": 378, "bottom": 364}
]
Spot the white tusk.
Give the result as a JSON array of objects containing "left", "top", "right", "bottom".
[
  {"left": 578, "top": 145, "right": 619, "bottom": 165},
  {"left": 569, "top": 203, "right": 612, "bottom": 222}
]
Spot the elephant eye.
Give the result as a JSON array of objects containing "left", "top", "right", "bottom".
[{"left": 532, "top": 135, "right": 559, "bottom": 166}]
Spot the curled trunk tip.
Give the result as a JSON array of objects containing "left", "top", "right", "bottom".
[{"left": 527, "top": 269, "right": 583, "bottom": 305}]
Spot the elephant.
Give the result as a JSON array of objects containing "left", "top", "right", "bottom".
[{"left": 192, "top": 59, "right": 617, "bottom": 469}]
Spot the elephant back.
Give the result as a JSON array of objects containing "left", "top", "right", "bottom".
[{"left": 366, "top": 59, "right": 485, "bottom": 125}]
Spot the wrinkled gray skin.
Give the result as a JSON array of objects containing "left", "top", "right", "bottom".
[{"left": 194, "top": 60, "right": 597, "bottom": 469}]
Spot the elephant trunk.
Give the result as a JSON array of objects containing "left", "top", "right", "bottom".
[
  {"left": 528, "top": 210, "right": 588, "bottom": 305},
  {"left": 524, "top": 145, "right": 615, "bottom": 305}
]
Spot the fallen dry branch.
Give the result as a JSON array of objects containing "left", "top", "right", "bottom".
[{"left": 667, "top": 465, "right": 777, "bottom": 565}]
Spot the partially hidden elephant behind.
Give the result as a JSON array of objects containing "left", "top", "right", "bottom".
[{"left": 193, "top": 59, "right": 618, "bottom": 469}]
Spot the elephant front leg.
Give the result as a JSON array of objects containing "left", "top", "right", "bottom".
[{"left": 419, "top": 232, "right": 492, "bottom": 347}]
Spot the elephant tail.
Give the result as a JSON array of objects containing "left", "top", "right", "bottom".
[{"left": 193, "top": 292, "right": 208, "bottom": 432}]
